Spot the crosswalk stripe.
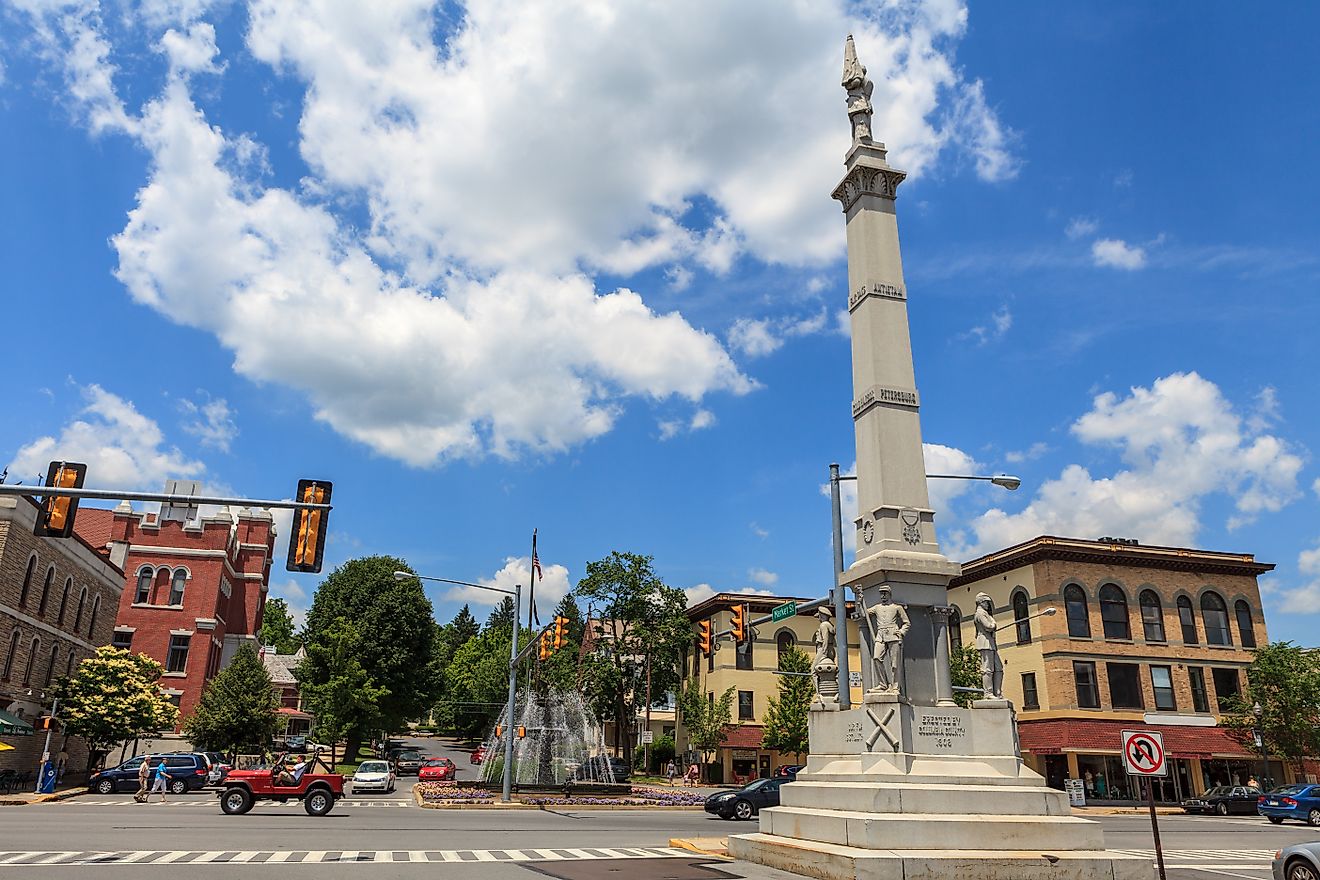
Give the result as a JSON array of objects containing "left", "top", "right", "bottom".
[
  {"left": 152, "top": 852, "right": 189, "bottom": 864},
  {"left": 266, "top": 851, "right": 293, "bottom": 863},
  {"left": 0, "top": 847, "right": 691, "bottom": 867},
  {"left": 228, "top": 852, "right": 260, "bottom": 864}
]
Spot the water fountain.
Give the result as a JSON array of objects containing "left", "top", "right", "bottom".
[{"left": 477, "top": 685, "right": 627, "bottom": 792}]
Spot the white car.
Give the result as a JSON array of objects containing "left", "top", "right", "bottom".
[{"left": 351, "top": 760, "right": 396, "bottom": 794}]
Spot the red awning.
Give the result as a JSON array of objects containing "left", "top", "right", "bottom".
[
  {"left": 1018, "top": 719, "right": 1254, "bottom": 759},
  {"left": 276, "top": 707, "right": 313, "bottom": 719},
  {"left": 719, "top": 725, "right": 765, "bottom": 749}
]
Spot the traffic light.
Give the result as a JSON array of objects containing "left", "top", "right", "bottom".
[
  {"left": 539, "top": 630, "right": 552, "bottom": 661},
  {"left": 552, "top": 615, "right": 569, "bottom": 650},
  {"left": 37, "top": 717, "right": 58, "bottom": 731},
  {"left": 286, "top": 480, "right": 332, "bottom": 573},
  {"left": 730, "top": 603, "right": 749, "bottom": 643},
  {"left": 495, "top": 725, "right": 503, "bottom": 738},
  {"left": 517, "top": 726, "right": 526, "bottom": 739},
  {"left": 33, "top": 461, "right": 86, "bottom": 539},
  {"left": 698, "top": 619, "right": 712, "bottom": 655}
]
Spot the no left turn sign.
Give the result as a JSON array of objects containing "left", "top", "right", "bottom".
[{"left": 1121, "top": 729, "right": 1167, "bottom": 776}]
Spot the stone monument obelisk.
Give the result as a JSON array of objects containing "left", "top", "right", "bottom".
[{"left": 728, "top": 38, "right": 1152, "bottom": 880}]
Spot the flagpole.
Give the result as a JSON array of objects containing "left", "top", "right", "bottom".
[{"left": 525, "top": 528, "right": 538, "bottom": 692}]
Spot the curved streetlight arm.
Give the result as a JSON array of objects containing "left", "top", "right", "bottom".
[
  {"left": 393, "top": 570, "right": 515, "bottom": 596},
  {"left": 927, "top": 474, "right": 1022, "bottom": 491}
]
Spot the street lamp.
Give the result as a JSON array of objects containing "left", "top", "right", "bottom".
[
  {"left": 927, "top": 473, "right": 1022, "bottom": 491},
  {"left": 393, "top": 570, "right": 521, "bottom": 803},
  {"left": 1252, "top": 701, "right": 1268, "bottom": 789}
]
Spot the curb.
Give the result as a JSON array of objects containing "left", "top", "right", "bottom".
[
  {"left": 668, "top": 837, "right": 731, "bottom": 859},
  {"left": 0, "top": 788, "right": 90, "bottom": 806}
]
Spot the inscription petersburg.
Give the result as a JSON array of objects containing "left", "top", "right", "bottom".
[
  {"left": 848, "top": 281, "right": 906, "bottom": 311},
  {"left": 852, "top": 384, "right": 920, "bottom": 417}
]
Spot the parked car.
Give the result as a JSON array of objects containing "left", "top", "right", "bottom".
[
  {"left": 201, "top": 753, "right": 231, "bottom": 785},
  {"left": 351, "top": 760, "right": 396, "bottom": 794},
  {"left": 418, "top": 758, "right": 456, "bottom": 781},
  {"left": 1272, "top": 841, "right": 1320, "bottom": 880},
  {"left": 470, "top": 746, "right": 485, "bottom": 765},
  {"left": 572, "top": 755, "right": 631, "bottom": 783},
  {"left": 1183, "top": 785, "right": 1264, "bottom": 815},
  {"left": 88, "top": 753, "right": 210, "bottom": 795},
  {"left": 1258, "top": 784, "right": 1320, "bottom": 826},
  {"left": 389, "top": 749, "right": 424, "bottom": 775},
  {"left": 775, "top": 765, "right": 804, "bottom": 778},
  {"left": 219, "top": 752, "right": 344, "bottom": 816},
  {"left": 705, "top": 777, "right": 791, "bottom": 821}
]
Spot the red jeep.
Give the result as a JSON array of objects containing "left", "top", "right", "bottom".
[{"left": 218, "top": 751, "right": 344, "bottom": 816}]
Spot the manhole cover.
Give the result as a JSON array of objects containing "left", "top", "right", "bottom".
[{"left": 521, "top": 857, "right": 737, "bottom": 880}]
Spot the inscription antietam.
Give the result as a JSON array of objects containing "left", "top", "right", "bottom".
[
  {"left": 848, "top": 282, "right": 906, "bottom": 311},
  {"left": 852, "top": 384, "right": 920, "bottom": 417}
]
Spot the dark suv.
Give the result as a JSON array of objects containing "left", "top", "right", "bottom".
[{"left": 88, "top": 753, "right": 210, "bottom": 795}]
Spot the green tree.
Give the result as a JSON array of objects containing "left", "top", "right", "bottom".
[
  {"left": 677, "top": 677, "right": 736, "bottom": 782},
  {"left": 54, "top": 647, "right": 179, "bottom": 770},
  {"left": 301, "top": 556, "right": 439, "bottom": 759},
  {"left": 484, "top": 596, "right": 516, "bottom": 634},
  {"left": 761, "top": 647, "right": 813, "bottom": 761},
  {"left": 429, "top": 606, "right": 480, "bottom": 733},
  {"left": 183, "top": 645, "right": 278, "bottom": 754},
  {"left": 1219, "top": 641, "right": 1320, "bottom": 779},
  {"left": 261, "top": 598, "right": 301, "bottom": 654},
  {"left": 950, "top": 644, "right": 981, "bottom": 708},
  {"left": 298, "top": 620, "right": 388, "bottom": 767},
  {"left": 575, "top": 552, "right": 691, "bottom": 764},
  {"left": 444, "top": 625, "right": 532, "bottom": 739}
]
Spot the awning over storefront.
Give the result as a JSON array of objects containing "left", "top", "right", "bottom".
[
  {"left": 0, "top": 709, "right": 35, "bottom": 737},
  {"left": 1018, "top": 718, "right": 1254, "bottom": 759},
  {"left": 720, "top": 725, "right": 765, "bottom": 750},
  {"left": 276, "top": 707, "right": 313, "bottom": 720}
]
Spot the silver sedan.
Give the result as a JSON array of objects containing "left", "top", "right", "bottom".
[{"left": 1274, "top": 842, "right": 1320, "bottom": 880}]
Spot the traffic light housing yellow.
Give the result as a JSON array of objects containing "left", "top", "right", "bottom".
[
  {"left": 517, "top": 726, "right": 526, "bottom": 739},
  {"left": 495, "top": 724, "right": 503, "bottom": 738},
  {"left": 731, "top": 603, "right": 748, "bottom": 643},
  {"left": 539, "top": 630, "right": 552, "bottom": 661},
  {"left": 286, "top": 480, "right": 332, "bottom": 573},
  {"left": 552, "top": 615, "right": 569, "bottom": 649},
  {"left": 33, "top": 461, "right": 86, "bottom": 539},
  {"left": 698, "top": 619, "right": 712, "bottom": 655}
]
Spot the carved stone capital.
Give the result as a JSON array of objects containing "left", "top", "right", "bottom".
[{"left": 832, "top": 165, "right": 907, "bottom": 212}]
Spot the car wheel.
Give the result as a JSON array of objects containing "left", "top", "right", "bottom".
[
  {"left": 1286, "top": 859, "right": 1319, "bottom": 880},
  {"left": 170, "top": 779, "right": 188, "bottom": 795},
  {"left": 733, "top": 799, "right": 754, "bottom": 821},
  {"left": 1216, "top": 802, "right": 1229, "bottom": 816},
  {"left": 1269, "top": 816, "right": 1284, "bottom": 824},
  {"left": 305, "top": 789, "right": 334, "bottom": 816},
  {"left": 220, "top": 788, "right": 253, "bottom": 815},
  {"left": 1309, "top": 808, "right": 1320, "bottom": 827},
  {"left": 95, "top": 778, "right": 115, "bottom": 795}
]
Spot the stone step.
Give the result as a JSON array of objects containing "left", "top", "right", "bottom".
[
  {"left": 796, "top": 765, "right": 1044, "bottom": 787},
  {"left": 780, "top": 780, "right": 1071, "bottom": 817},
  {"left": 760, "top": 806, "right": 1106, "bottom": 852}
]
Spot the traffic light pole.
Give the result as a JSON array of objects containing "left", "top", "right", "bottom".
[
  {"left": 0, "top": 484, "right": 332, "bottom": 511},
  {"left": 501, "top": 582, "right": 521, "bottom": 804},
  {"left": 36, "top": 696, "right": 59, "bottom": 794}
]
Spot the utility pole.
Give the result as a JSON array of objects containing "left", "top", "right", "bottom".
[{"left": 643, "top": 651, "right": 652, "bottom": 774}]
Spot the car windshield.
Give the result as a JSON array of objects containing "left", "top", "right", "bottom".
[
  {"left": 1205, "top": 787, "right": 1230, "bottom": 797},
  {"left": 358, "top": 762, "right": 389, "bottom": 773},
  {"left": 742, "top": 778, "right": 770, "bottom": 791},
  {"left": 396, "top": 751, "right": 421, "bottom": 760}
]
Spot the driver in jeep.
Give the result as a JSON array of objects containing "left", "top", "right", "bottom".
[{"left": 269, "top": 754, "right": 309, "bottom": 787}]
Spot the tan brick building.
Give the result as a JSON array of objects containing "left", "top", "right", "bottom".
[
  {"left": 1, "top": 495, "right": 123, "bottom": 781},
  {"left": 950, "top": 535, "right": 1287, "bottom": 804}
]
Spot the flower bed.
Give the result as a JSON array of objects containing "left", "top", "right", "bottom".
[{"left": 415, "top": 781, "right": 704, "bottom": 807}]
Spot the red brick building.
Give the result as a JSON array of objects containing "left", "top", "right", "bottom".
[{"left": 75, "top": 502, "right": 275, "bottom": 726}]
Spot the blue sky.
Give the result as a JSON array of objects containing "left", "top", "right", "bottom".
[{"left": 2, "top": 1, "right": 1318, "bottom": 644}]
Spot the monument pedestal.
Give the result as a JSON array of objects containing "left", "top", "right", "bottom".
[{"left": 729, "top": 705, "right": 1153, "bottom": 880}]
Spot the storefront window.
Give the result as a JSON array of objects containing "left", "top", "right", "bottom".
[{"left": 1076, "top": 754, "right": 1135, "bottom": 801}]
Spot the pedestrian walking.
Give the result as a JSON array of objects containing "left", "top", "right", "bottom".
[
  {"left": 134, "top": 755, "right": 152, "bottom": 802},
  {"left": 147, "top": 757, "right": 171, "bottom": 803},
  {"left": 685, "top": 762, "right": 699, "bottom": 787},
  {"left": 56, "top": 748, "right": 69, "bottom": 782},
  {"left": 665, "top": 759, "right": 676, "bottom": 786}
]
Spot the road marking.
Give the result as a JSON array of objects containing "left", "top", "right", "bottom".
[{"left": 0, "top": 848, "right": 687, "bottom": 867}]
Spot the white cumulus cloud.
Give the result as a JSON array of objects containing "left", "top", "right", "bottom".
[
  {"left": 1091, "top": 238, "right": 1147, "bottom": 270},
  {"left": 178, "top": 393, "right": 238, "bottom": 452}
]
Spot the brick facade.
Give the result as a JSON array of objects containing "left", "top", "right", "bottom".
[
  {"left": 76, "top": 502, "right": 275, "bottom": 728},
  {"left": 1, "top": 496, "right": 124, "bottom": 778}
]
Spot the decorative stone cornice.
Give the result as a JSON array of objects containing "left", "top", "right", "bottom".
[{"left": 832, "top": 164, "right": 907, "bottom": 212}]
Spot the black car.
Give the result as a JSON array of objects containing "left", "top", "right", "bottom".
[
  {"left": 1182, "top": 784, "right": 1264, "bottom": 815},
  {"left": 572, "top": 756, "right": 631, "bottom": 783},
  {"left": 705, "top": 777, "right": 790, "bottom": 820},
  {"left": 88, "top": 753, "right": 210, "bottom": 795},
  {"left": 388, "top": 749, "right": 424, "bottom": 775}
]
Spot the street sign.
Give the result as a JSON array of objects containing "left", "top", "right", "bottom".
[
  {"left": 641, "top": 730, "right": 654, "bottom": 744},
  {"left": 1064, "top": 778, "right": 1086, "bottom": 807},
  {"left": 1121, "top": 729, "right": 1167, "bottom": 777},
  {"left": 770, "top": 601, "right": 797, "bottom": 622}
]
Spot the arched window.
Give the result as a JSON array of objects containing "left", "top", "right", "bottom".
[
  {"left": 1099, "top": 584, "right": 1131, "bottom": 640},
  {"left": 2, "top": 629, "right": 19, "bottom": 681},
  {"left": 42, "top": 642, "right": 59, "bottom": 686},
  {"left": 18, "top": 555, "right": 36, "bottom": 607},
  {"left": 169, "top": 569, "right": 187, "bottom": 606},
  {"left": 1139, "top": 590, "right": 1165, "bottom": 642},
  {"left": 1201, "top": 592, "right": 1231, "bottom": 646},
  {"left": 22, "top": 637, "right": 40, "bottom": 686},
  {"left": 65, "top": 649, "right": 76, "bottom": 679},
  {"left": 1177, "top": 596, "right": 1198, "bottom": 644},
  {"left": 1011, "top": 591, "right": 1031, "bottom": 644},
  {"left": 776, "top": 629, "right": 796, "bottom": 664},
  {"left": 948, "top": 605, "right": 963, "bottom": 652},
  {"left": 154, "top": 568, "right": 172, "bottom": 604},
  {"left": 87, "top": 594, "right": 100, "bottom": 638},
  {"left": 72, "top": 587, "right": 87, "bottom": 632},
  {"left": 1234, "top": 600, "right": 1256, "bottom": 648},
  {"left": 135, "top": 567, "right": 153, "bottom": 604},
  {"left": 57, "top": 578, "right": 72, "bottom": 625},
  {"left": 1064, "top": 585, "right": 1091, "bottom": 638},
  {"left": 37, "top": 567, "right": 54, "bottom": 616}
]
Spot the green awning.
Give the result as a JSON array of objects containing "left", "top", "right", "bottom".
[{"left": 0, "top": 708, "right": 35, "bottom": 737}]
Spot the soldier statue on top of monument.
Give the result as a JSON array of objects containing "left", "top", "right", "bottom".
[
  {"left": 864, "top": 585, "right": 909, "bottom": 693},
  {"left": 842, "top": 34, "right": 874, "bottom": 146}
]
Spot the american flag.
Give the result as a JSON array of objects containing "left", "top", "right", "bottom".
[{"left": 532, "top": 549, "right": 542, "bottom": 580}]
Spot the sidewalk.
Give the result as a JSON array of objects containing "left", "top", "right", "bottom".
[{"left": 0, "top": 783, "right": 88, "bottom": 806}]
